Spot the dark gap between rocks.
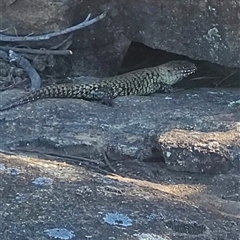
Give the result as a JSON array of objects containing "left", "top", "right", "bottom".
[{"left": 120, "top": 42, "right": 240, "bottom": 90}]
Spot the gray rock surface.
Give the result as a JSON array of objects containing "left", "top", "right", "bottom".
[
  {"left": 76, "top": 0, "right": 240, "bottom": 68},
  {"left": 0, "top": 88, "right": 239, "bottom": 174},
  {"left": 0, "top": 151, "right": 239, "bottom": 239}
]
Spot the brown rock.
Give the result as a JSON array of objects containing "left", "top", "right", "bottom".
[{"left": 158, "top": 129, "right": 240, "bottom": 174}]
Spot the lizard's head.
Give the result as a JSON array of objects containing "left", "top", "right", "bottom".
[{"left": 160, "top": 60, "right": 197, "bottom": 85}]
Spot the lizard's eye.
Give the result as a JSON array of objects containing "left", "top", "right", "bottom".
[{"left": 167, "top": 69, "right": 171, "bottom": 73}]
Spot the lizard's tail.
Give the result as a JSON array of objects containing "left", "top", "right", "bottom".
[
  {"left": 0, "top": 83, "right": 114, "bottom": 111},
  {"left": 0, "top": 84, "right": 84, "bottom": 111}
]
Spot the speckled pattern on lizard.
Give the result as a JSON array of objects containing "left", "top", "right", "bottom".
[{"left": 0, "top": 60, "right": 196, "bottom": 111}]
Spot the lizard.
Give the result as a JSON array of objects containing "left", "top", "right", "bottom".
[{"left": 0, "top": 60, "right": 196, "bottom": 111}]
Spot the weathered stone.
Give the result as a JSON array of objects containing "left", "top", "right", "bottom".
[
  {"left": 0, "top": 0, "right": 78, "bottom": 36},
  {"left": 74, "top": 0, "right": 240, "bottom": 68},
  {"left": 158, "top": 129, "right": 239, "bottom": 174},
  {"left": 0, "top": 152, "right": 239, "bottom": 239},
  {"left": 70, "top": 31, "right": 131, "bottom": 77},
  {"left": 0, "top": 88, "right": 239, "bottom": 174},
  {"left": 1, "top": 0, "right": 239, "bottom": 71}
]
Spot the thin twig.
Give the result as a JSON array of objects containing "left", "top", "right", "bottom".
[
  {"left": 9, "top": 50, "right": 41, "bottom": 90},
  {"left": 0, "top": 46, "right": 72, "bottom": 55},
  {"left": 0, "top": 12, "right": 107, "bottom": 42},
  {"left": 218, "top": 69, "right": 238, "bottom": 85},
  {"left": 101, "top": 147, "right": 116, "bottom": 173},
  {"left": 190, "top": 76, "right": 222, "bottom": 81},
  {"left": 0, "top": 147, "right": 115, "bottom": 175},
  {"left": 50, "top": 33, "right": 73, "bottom": 50},
  {"left": 11, "top": 147, "right": 105, "bottom": 167},
  {"left": 0, "top": 78, "right": 29, "bottom": 91}
]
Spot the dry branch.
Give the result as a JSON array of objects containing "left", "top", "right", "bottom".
[
  {"left": 0, "top": 46, "right": 72, "bottom": 56},
  {"left": 0, "top": 12, "right": 107, "bottom": 42},
  {"left": 9, "top": 50, "right": 41, "bottom": 90}
]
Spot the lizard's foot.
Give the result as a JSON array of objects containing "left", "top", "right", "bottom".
[
  {"left": 89, "top": 86, "right": 114, "bottom": 106},
  {"left": 161, "top": 85, "right": 184, "bottom": 93},
  {"left": 166, "top": 87, "right": 185, "bottom": 93},
  {"left": 100, "top": 98, "right": 113, "bottom": 106}
]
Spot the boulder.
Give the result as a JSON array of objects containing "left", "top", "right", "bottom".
[
  {"left": 0, "top": 88, "right": 239, "bottom": 174},
  {"left": 1, "top": 0, "right": 239, "bottom": 71}
]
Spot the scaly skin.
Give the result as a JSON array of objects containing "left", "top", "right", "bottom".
[{"left": 0, "top": 60, "right": 196, "bottom": 111}]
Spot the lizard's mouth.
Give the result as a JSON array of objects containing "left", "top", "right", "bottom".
[{"left": 180, "top": 67, "right": 197, "bottom": 77}]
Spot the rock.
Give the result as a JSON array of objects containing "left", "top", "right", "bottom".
[
  {"left": 0, "top": 0, "right": 78, "bottom": 36},
  {"left": 0, "top": 88, "right": 239, "bottom": 174},
  {"left": 70, "top": 31, "right": 131, "bottom": 77},
  {"left": 73, "top": 0, "right": 240, "bottom": 68},
  {"left": 158, "top": 129, "right": 239, "bottom": 174},
  {"left": 1, "top": 0, "right": 239, "bottom": 73},
  {"left": 0, "top": 152, "right": 239, "bottom": 239}
]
